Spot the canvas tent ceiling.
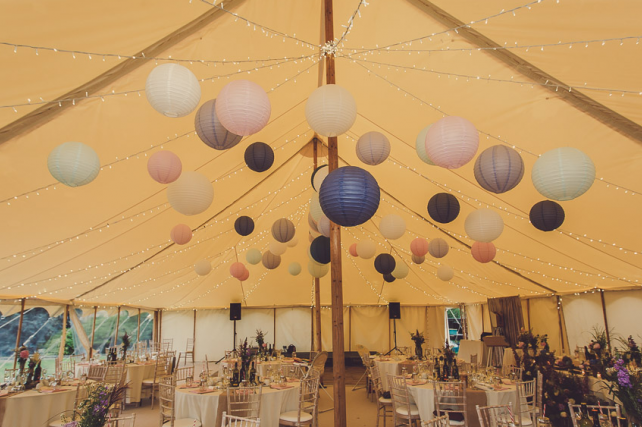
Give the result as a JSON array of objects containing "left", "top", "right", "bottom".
[{"left": 0, "top": 0, "right": 641, "bottom": 310}]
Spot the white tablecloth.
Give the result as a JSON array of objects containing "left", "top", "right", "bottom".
[
  {"left": 175, "top": 383, "right": 300, "bottom": 427},
  {"left": 374, "top": 358, "right": 415, "bottom": 391},
  {"left": 457, "top": 340, "right": 484, "bottom": 364},
  {"left": 74, "top": 362, "right": 155, "bottom": 403},
  {"left": 2, "top": 386, "right": 76, "bottom": 427}
]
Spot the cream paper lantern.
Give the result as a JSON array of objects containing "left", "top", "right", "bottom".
[
  {"left": 415, "top": 125, "right": 435, "bottom": 165},
  {"left": 305, "top": 84, "right": 357, "bottom": 137},
  {"left": 356, "top": 240, "right": 376, "bottom": 259},
  {"left": 262, "top": 251, "right": 281, "bottom": 269},
  {"left": 308, "top": 260, "right": 330, "bottom": 278},
  {"left": 379, "top": 214, "right": 406, "bottom": 240},
  {"left": 392, "top": 262, "right": 409, "bottom": 279},
  {"left": 317, "top": 215, "right": 331, "bottom": 238},
  {"left": 288, "top": 262, "right": 302, "bottom": 276},
  {"left": 425, "top": 116, "right": 479, "bottom": 169},
  {"left": 269, "top": 241, "right": 287, "bottom": 256},
  {"left": 356, "top": 131, "right": 391, "bottom": 166},
  {"left": 428, "top": 238, "right": 449, "bottom": 258},
  {"left": 531, "top": 147, "right": 596, "bottom": 201},
  {"left": 215, "top": 80, "right": 271, "bottom": 136},
  {"left": 312, "top": 165, "right": 329, "bottom": 191},
  {"left": 464, "top": 209, "right": 504, "bottom": 243},
  {"left": 308, "top": 212, "right": 319, "bottom": 233},
  {"left": 167, "top": 171, "right": 214, "bottom": 215},
  {"left": 47, "top": 142, "right": 100, "bottom": 187},
  {"left": 437, "top": 265, "right": 454, "bottom": 281},
  {"left": 411, "top": 254, "right": 425, "bottom": 264},
  {"left": 309, "top": 193, "right": 324, "bottom": 222},
  {"left": 246, "top": 248, "right": 262, "bottom": 265},
  {"left": 145, "top": 63, "right": 201, "bottom": 118},
  {"left": 194, "top": 259, "right": 212, "bottom": 276},
  {"left": 286, "top": 236, "right": 299, "bottom": 248}
]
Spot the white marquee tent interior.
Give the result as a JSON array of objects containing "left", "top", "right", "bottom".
[{"left": 1, "top": 0, "right": 642, "bottom": 362}]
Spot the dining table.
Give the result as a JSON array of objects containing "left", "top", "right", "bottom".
[
  {"left": 374, "top": 356, "right": 418, "bottom": 391},
  {"left": 0, "top": 386, "right": 76, "bottom": 427},
  {"left": 75, "top": 361, "right": 155, "bottom": 404},
  {"left": 175, "top": 381, "right": 300, "bottom": 427}
]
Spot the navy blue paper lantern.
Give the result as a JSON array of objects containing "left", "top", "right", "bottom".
[
  {"left": 319, "top": 166, "right": 380, "bottom": 227},
  {"left": 530, "top": 200, "right": 565, "bottom": 232},
  {"left": 245, "top": 142, "right": 274, "bottom": 172},
  {"left": 310, "top": 236, "right": 331, "bottom": 264},
  {"left": 383, "top": 273, "right": 396, "bottom": 283},
  {"left": 427, "top": 193, "right": 460, "bottom": 224},
  {"left": 374, "top": 253, "right": 396, "bottom": 275},
  {"left": 234, "top": 216, "right": 254, "bottom": 236}
]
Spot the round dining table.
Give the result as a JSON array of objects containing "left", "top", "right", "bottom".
[
  {"left": 374, "top": 356, "right": 417, "bottom": 391},
  {"left": 175, "top": 382, "right": 300, "bottom": 427},
  {"left": 1, "top": 386, "right": 76, "bottom": 427},
  {"left": 74, "top": 361, "right": 155, "bottom": 404}
]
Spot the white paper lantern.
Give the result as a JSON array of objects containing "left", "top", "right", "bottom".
[
  {"left": 288, "top": 262, "right": 302, "bottom": 276},
  {"left": 305, "top": 84, "right": 357, "bottom": 137},
  {"left": 215, "top": 80, "right": 271, "bottom": 136},
  {"left": 392, "top": 262, "right": 409, "bottom": 279},
  {"left": 318, "top": 215, "right": 331, "bottom": 238},
  {"left": 356, "top": 131, "right": 391, "bottom": 166},
  {"left": 356, "top": 240, "right": 376, "bottom": 259},
  {"left": 194, "top": 259, "right": 212, "bottom": 276},
  {"left": 308, "top": 260, "right": 330, "bottom": 278},
  {"left": 428, "top": 238, "right": 449, "bottom": 258},
  {"left": 415, "top": 125, "right": 435, "bottom": 165},
  {"left": 145, "top": 63, "right": 201, "bottom": 118},
  {"left": 425, "top": 116, "right": 479, "bottom": 169},
  {"left": 262, "top": 251, "right": 281, "bottom": 269},
  {"left": 437, "top": 265, "right": 454, "bottom": 281},
  {"left": 465, "top": 209, "right": 504, "bottom": 242},
  {"left": 531, "top": 147, "right": 596, "bottom": 201},
  {"left": 379, "top": 214, "right": 406, "bottom": 240},
  {"left": 246, "top": 248, "right": 262, "bottom": 265},
  {"left": 269, "top": 241, "right": 287, "bottom": 256},
  {"left": 286, "top": 236, "right": 299, "bottom": 248},
  {"left": 47, "top": 142, "right": 100, "bottom": 187},
  {"left": 167, "top": 171, "right": 214, "bottom": 215},
  {"left": 312, "top": 165, "right": 329, "bottom": 191},
  {"left": 310, "top": 193, "right": 324, "bottom": 222}
]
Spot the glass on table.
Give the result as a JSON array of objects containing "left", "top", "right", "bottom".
[{"left": 186, "top": 376, "right": 193, "bottom": 387}]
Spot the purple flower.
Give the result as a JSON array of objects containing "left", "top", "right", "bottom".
[{"left": 618, "top": 368, "right": 632, "bottom": 388}]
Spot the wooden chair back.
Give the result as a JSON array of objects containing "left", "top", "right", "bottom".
[
  {"left": 174, "top": 366, "right": 194, "bottom": 384},
  {"left": 433, "top": 381, "right": 468, "bottom": 427},
  {"left": 221, "top": 411, "right": 261, "bottom": 427},
  {"left": 87, "top": 364, "right": 108, "bottom": 381},
  {"left": 104, "top": 362, "right": 126, "bottom": 385},
  {"left": 227, "top": 385, "right": 263, "bottom": 420},
  {"left": 389, "top": 374, "right": 419, "bottom": 424},
  {"left": 103, "top": 414, "right": 136, "bottom": 427},
  {"left": 159, "top": 375, "right": 175, "bottom": 427},
  {"left": 568, "top": 404, "right": 622, "bottom": 427},
  {"left": 476, "top": 404, "right": 514, "bottom": 427},
  {"left": 304, "top": 351, "right": 327, "bottom": 380},
  {"left": 515, "top": 379, "right": 536, "bottom": 426},
  {"left": 422, "top": 415, "right": 451, "bottom": 427}
]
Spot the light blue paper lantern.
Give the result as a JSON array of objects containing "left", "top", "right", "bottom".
[
  {"left": 415, "top": 125, "right": 435, "bottom": 165},
  {"left": 47, "top": 142, "right": 100, "bottom": 187},
  {"left": 532, "top": 147, "right": 595, "bottom": 201}
]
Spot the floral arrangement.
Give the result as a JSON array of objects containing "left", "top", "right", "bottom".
[
  {"left": 410, "top": 330, "right": 425, "bottom": 346},
  {"left": 617, "top": 335, "right": 642, "bottom": 367},
  {"left": 604, "top": 359, "right": 642, "bottom": 424},
  {"left": 62, "top": 382, "right": 127, "bottom": 427},
  {"left": 584, "top": 327, "right": 613, "bottom": 376},
  {"left": 120, "top": 331, "right": 130, "bottom": 360},
  {"left": 16, "top": 345, "right": 29, "bottom": 374},
  {"left": 253, "top": 329, "right": 267, "bottom": 350},
  {"left": 439, "top": 341, "right": 455, "bottom": 364}
]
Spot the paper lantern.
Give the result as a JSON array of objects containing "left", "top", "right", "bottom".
[
  {"left": 269, "top": 241, "right": 287, "bottom": 256},
  {"left": 379, "top": 214, "right": 406, "bottom": 240},
  {"left": 437, "top": 265, "right": 454, "bottom": 281},
  {"left": 305, "top": 84, "right": 357, "bottom": 137},
  {"left": 246, "top": 248, "right": 262, "bottom": 265},
  {"left": 349, "top": 243, "right": 359, "bottom": 257},
  {"left": 465, "top": 209, "right": 504, "bottom": 242},
  {"left": 245, "top": 142, "right": 274, "bottom": 172},
  {"left": 319, "top": 166, "right": 380, "bottom": 227},
  {"left": 309, "top": 233, "right": 315, "bottom": 243},
  {"left": 310, "top": 236, "right": 331, "bottom": 264},
  {"left": 147, "top": 151, "right": 182, "bottom": 184},
  {"left": 286, "top": 236, "right": 299, "bottom": 248},
  {"left": 410, "top": 238, "right": 429, "bottom": 257},
  {"left": 195, "top": 99, "right": 243, "bottom": 150},
  {"left": 374, "top": 254, "right": 396, "bottom": 275},
  {"left": 167, "top": 171, "right": 214, "bottom": 215},
  {"left": 272, "top": 218, "right": 295, "bottom": 243},
  {"left": 194, "top": 259, "right": 211, "bottom": 276},
  {"left": 532, "top": 147, "right": 596, "bottom": 201},
  {"left": 318, "top": 216, "right": 331, "bottom": 238},
  {"left": 230, "top": 262, "right": 246, "bottom": 278},
  {"left": 411, "top": 254, "right": 425, "bottom": 264},
  {"left": 309, "top": 229, "right": 321, "bottom": 239},
  {"left": 425, "top": 116, "right": 479, "bottom": 169},
  {"left": 428, "top": 238, "right": 449, "bottom": 258},
  {"left": 530, "top": 200, "right": 565, "bottom": 232},
  {"left": 239, "top": 269, "right": 250, "bottom": 281},
  {"left": 310, "top": 194, "right": 324, "bottom": 223},
  {"left": 308, "top": 260, "right": 330, "bottom": 278},
  {"left": 471, "top": 242, "right": 496, "bottom": 263},
  {"left": 308, "top": 212, "right": 319, "bottom": 233},
  {"left": 356, "top": 240, "right": 376, "bottom": 259},
  {"left": 170, "top": 224, "right": 192, "bottom": 245},
  {"left": 47, "top": 142, "right": 100, "bottom": 187},
  {"left": 474, "top": 145, "right": 524, "bottom": 193},
  {"left": 415, "top": 125, "right": 435, "bottom": 165},
  {"left": 356, "top": 131, "right": 391, "bottom": 166},
  {"left": 145, "top": 63, "right": 201, "bottom": 118},
  {"left": 383, "top": 273, "right": 396, "bottom": 283},
  {"left": 392, "top": 262, "right": 409, "bottom": 279},
  {"left": 311, "top": 165, "right": 329, "bottom": 191},
  {"left": 288, "top": 262, "right": 302, "bottom": 276},
  {"left": 427, "top": 193, "right": 460, "bottom": 224},
  {"left": 262, "top": 251, "right": 281, "bottom": 269},
  {"left": 234, "top": 216, "right": 255, "bottom": 236},
  {"left": 215, "top": 79, "right": 271, "bottom": 136}
]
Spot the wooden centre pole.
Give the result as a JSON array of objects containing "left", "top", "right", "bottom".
[
  {"left": 89, "top": 306, "right": 98, "bottom": 359},
  {"left": 137, "top": 308, "right": 141, "bottom": 344},
  {"left": 12, "top": 298, "right": 26, "bottom": 369},
  {"left": 114, "top": 306, "right": 121, "bottom": 347},
  {"left": 59, "top": 305, "right": 69, "bottom": 360},
  {"left": 313, "top": 138, "right": 322, "bottom": 352},
  {"left": 556, "top": 296, "right": 566, "bottom": 353},
  {"left": 323, "top": 1, "right": 347, "bottom": 425},
  {"left": 600, "top": 290, "right": 611, "bottom": 349}
]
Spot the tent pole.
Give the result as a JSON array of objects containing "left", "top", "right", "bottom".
[
  {"left": 137, "top": 308, "right": 141, "bottom": 344},
  {"left": 526, "top": 299, "right": 531, "bottom": 330},
  {"left": 59, "top": 305, "right": 69, "bottom": 360},
  {"left": 193, "top": 309, "right": 197, "bottom": 361},
  {"left": 153, "top": 311, "right": 158, "bottom": 344},
  {"left": 556, "top": 296, "right": 565, "bottom": 353},
  {"left": 159, "top": 310, "right": 163, "bottom": 344},
  {"left": 313, "top": 138, "right": 322, "bottom": 353},
  {"left": 600, "top": 290, "right": 611, "bottom": 350},
  {"left": 273, "top": 308, "right": 276, "bottom": 348},
  {"left": 89, "top": 306, "right": 98, "bottom": 359},
  {"left": 12, "top": 298, "right": 26, "bottom": 369},
  {"left": 114, "top": 306, "right": 121, "bottom": 347}
]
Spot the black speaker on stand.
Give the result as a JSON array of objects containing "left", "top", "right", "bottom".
[
  {"left": 385, "top": 302, "right": 401, "bottom": 355},
  {"left": 230, "top": 303, "right": 241, "bottom": 349}
]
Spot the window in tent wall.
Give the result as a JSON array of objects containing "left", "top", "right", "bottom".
[
  {"left": 445, "top": 307, "right": 464, "bottom": 353},
  {"left": 91, "top": 308, "right": 119, "bottom": 358}
]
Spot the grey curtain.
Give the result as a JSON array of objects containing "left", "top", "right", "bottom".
[{"left": 487, "top": 296, "right": 524, "bottom": 347}]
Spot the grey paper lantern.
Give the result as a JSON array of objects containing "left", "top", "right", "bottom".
[
  {"left": 356, "top": 131, "right": 391, "bottom": 166},
  {"left": 474, "top": 145, "right": 524, "bottom": 193},
  {"left": 262, "top": 251, "right": 281, "bottom": 269},
  {"left": 195, "top": 99, "right": 243, "bottom": 150},
  {"left": 411, "top": 254, "right": 425, "bottom": 264},
  {"left": 428, "top": 238, "right": 449, "bottom": 258},
  {"left": 272, "top": 218, "right": 295, "bottom": 243}
]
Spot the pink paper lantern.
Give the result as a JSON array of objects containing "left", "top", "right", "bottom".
[
  {"left": 215, "top": 80, "right": 271, "bottom": 136},
  {"left": 230, "top": 262, "right": 246, "bottom": 278},
  {"left": 147, "top": 150, "right": 182, "bottom": 184},
  {"left": 471, "top": 241, "right": 497, "bottom": 263},
  {"left": 170, "top": 224, "right": 192, "bottom": 245},
  {"left": 425, "top": 116, "right": 479, "bottom": 169},
  {"left": 349, "top": 243, "right": 358, "bottom": 257},
  {"left": 239, "top": 268, "right": 250, "bottom": 281},
  {"left": 410, "top": 237, "right": 429, "bottom": 257}
]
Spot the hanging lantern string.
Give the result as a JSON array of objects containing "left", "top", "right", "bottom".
[{"left": 335, "top": 0, "right": 369, "bottom": 47}]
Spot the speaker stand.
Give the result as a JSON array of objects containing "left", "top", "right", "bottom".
[
  {"left": 385, "top": 319, "right": 400, "bottom": 356},
  {"left": 233, "top": 320, "right": 237, "bottom": 349}
]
